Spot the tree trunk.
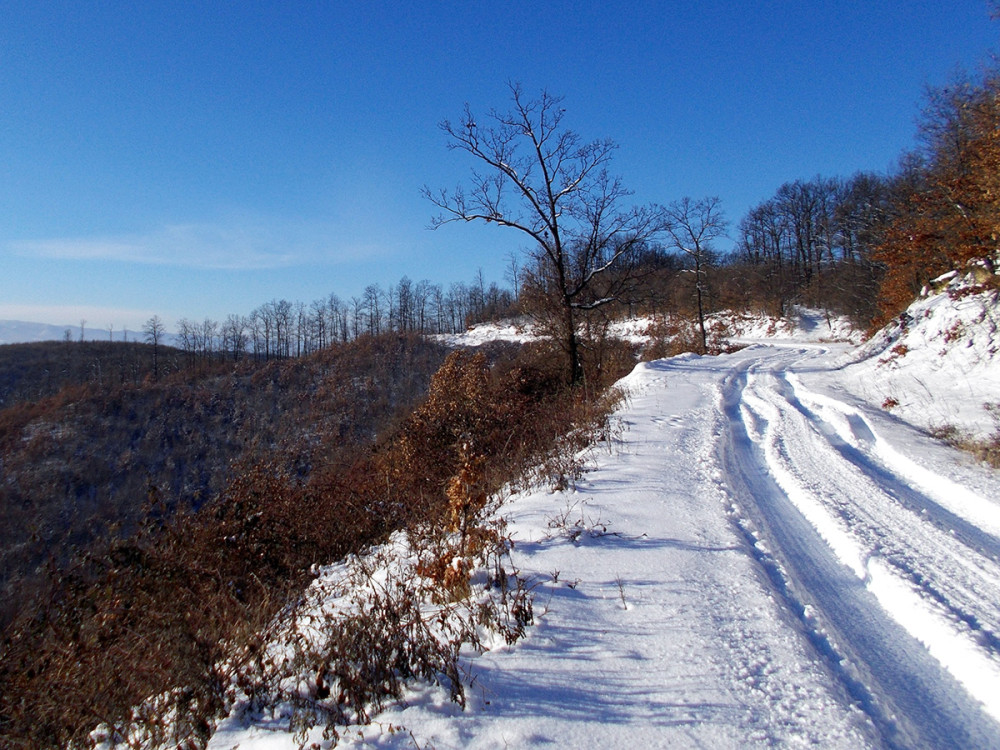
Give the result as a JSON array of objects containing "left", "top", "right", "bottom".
[
  {"left": 695, "top": 280, "right": 707, "bottom": 354},
  {"left": 564, "top": 302, "right": 584, "bottom": 386}
]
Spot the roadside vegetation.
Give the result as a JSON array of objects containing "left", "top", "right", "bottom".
[{"left": 0, "top": 334, "right": 632, "bottom": 748}]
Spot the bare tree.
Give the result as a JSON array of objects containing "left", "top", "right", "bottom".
[
  {"left": 414, "top": 279, "right": 433, "bottom": 333},
  {"left": 396, "top": 276, "right": 414, "bottom": 332},
  {"left": 328, "top": 293, "right": 349, "bottom": 342},
  {"left": 273, "top": 300, "right": 293, "bottom": 358},
  {"left": 310, "top": 298, "right": 328, "bottom": 350},
  {"left": 200, "top": 318, "right": 218, "bottom": 359},
  {"left": 424, "top": 83, "right": 665, "bottom": 384},
  {"left": 350, "top": 296, "right": 364, "bottom": 339},
  {"left": 176, "top": 318, "right": 197, "bottom": 364},
  {"left": 222, "top": 314, "right": 247, "bottom": 361},
  {"left": 431, "top": 284, "right": 447, "bottom": 333},
  {"left": 505, "top": 250, "right": 522, "bottom": 301},
  {"left": 363, "top": 284, "right": 382, "bottom": 336},
  {"left": 142, "top": 315, "right": 165, "bottom": 380},
  {"left": 663, "top": 197, "right": 728, "bottom": 353},
  {"left": 293, "top": 302, "right": 307, "bottom": 356}
]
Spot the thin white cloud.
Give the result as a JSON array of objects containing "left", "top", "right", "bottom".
[{"left": 9, "top": 217, "right": 382, "bottom": 270}]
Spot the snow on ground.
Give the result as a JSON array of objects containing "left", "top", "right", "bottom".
[
  {"left": 209, "top": 292, "right": 1000, "bottom": 749},
  {"left": 327, "top": 351, "right": 878, "bottom": 750},
  {"left": 434, "top": 320, "right": 537, "bottom": 348},
  {"left": 605, "top": 316, "right": 657, "bottom": 344},
  {"left": 840, "top": 278, "right": 1000, "bottom": 439},
  {"left": 441, "top": 307, "right": 860, "bottom": 351},
  {"left": 724, "top": 307, "right": 860, "bottom": 345}
]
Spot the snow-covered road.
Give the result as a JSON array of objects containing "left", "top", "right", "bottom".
[
  {"left": 211, "top": 340, "right": 1000, "bottom": 749},
  {"left": 720, "top": 344, "right": 1000, "bottom": 748}
]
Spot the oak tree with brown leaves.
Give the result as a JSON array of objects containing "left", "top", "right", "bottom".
[{"left": 875, "top": 70, "right": 1000, "bottom": 324}]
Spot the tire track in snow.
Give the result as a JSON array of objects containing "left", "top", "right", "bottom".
[
  {"left": 745, "top": 353, "right": 1000, "bottom": 689},
  {"left": 781, "top": 367, "right": 1000, "bottom": 554},
  {"left": 717, "top": 354, "right": 1000, "bottom": 749},
  {"left": 771, "top": 367, "right": 1000, "bottom": 656}
]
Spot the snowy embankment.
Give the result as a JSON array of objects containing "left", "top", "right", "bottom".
[
  {"left": 841, "top": 277, "right": 1000, "bottom": 439},
  {"left": 208, "top": 294, "right": 1000, "bottom": 749}
]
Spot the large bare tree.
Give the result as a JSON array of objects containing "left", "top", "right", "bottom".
[{"left": 424, "top": 83, "right": 665, "bottom": 384}]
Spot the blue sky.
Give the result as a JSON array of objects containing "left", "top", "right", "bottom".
[{"left": 1, "top": 1, "right": 997, "bottom": 332}]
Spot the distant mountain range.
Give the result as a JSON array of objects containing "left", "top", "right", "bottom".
[{"left": 0, "top": 320, "right": 160, "bottom": 346}]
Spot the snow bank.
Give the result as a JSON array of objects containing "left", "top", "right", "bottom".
[
  {"left": 841, "top": 278, "right": 1000, "bottom": 439},
  {"left": 433, "top": 320, "right": 537, "bottom": 347},
  {"left": 724, "top": 307, "right": 860, "bottom": 344}
]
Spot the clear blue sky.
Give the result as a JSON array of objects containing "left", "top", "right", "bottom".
[{"left": 2, "top": 1, "right": 997, "bottom": 332}]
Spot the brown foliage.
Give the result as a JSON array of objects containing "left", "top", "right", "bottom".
[
  {"left": 874, "top": 72, "right": 1000, "bottom": 325},
  {"left": 0, "top": 451, "right": 395, "bottom": 748},
  {"left": 0, "top": 335, "right": 450, "bottom": 747},
  {"left": 0, "top": 334, "right": 448, "bottom": 629}
]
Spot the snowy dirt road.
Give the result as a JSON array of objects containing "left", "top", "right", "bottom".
[
  {"left": 211, "top": 342, "right": 1000, "bottom": 749},
  {"left": 719, "top": 345, "right": 1000, "bottom": 748}
]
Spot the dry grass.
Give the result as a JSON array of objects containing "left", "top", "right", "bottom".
[{"left": 931, "top": 418, "right": 1000, "bottom": 469}]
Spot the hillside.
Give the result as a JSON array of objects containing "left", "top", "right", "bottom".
[
  {"left": 2, "top": 326, "right": 627, "bottom": 748},
  {"left": 0, "top": 334, "right": 451, "bottom": 625},
  {"left": 203, "top": 290, "right": 1000, "bottom": 749},
  {"left": 0, "top": 339, "right": 176, "bottom": 409}
]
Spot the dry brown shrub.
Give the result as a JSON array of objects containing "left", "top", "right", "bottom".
[{"left": 930, "top": 405, "right": 1000, "bottom": 469}]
